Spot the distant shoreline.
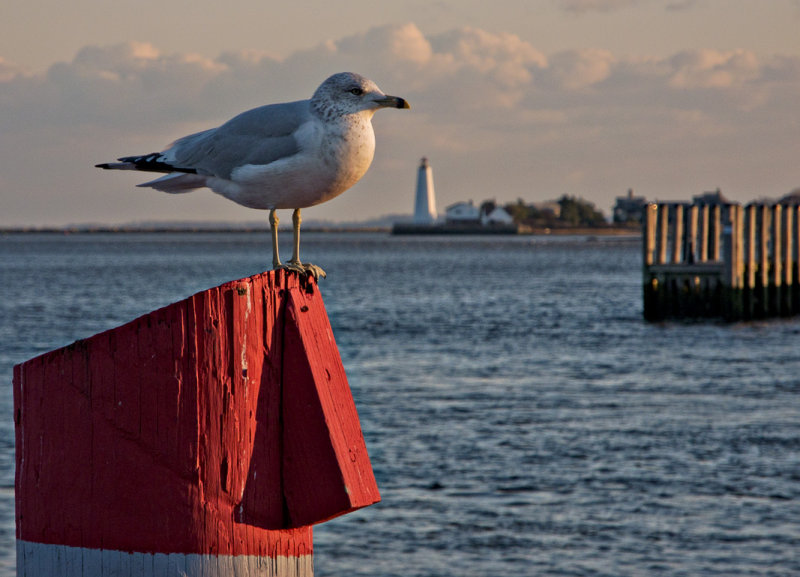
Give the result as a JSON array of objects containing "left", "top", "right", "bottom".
[
  {"left": 1, "top": 225, "right": 641, "bottom": 236},
  {"left": 0, "top": 226, "right": 390, "bottom": 235},
  {"left": 522, "top": 226, "right": 640, "bottom": 236}
]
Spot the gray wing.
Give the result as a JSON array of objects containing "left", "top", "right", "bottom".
[{"left": 168, "top": 99, "right": 312, "bottom": 179}]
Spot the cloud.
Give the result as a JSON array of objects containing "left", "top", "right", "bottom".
[
  {"left": 557, "top": 0, "right": 702, "bottom": 14},
  {"left": 0, "top": 56, "right": 27, "bottom": 81},
  {"left": 556, "top": 0, "right": 640, "bottom": 13},
  {"left": 1, "top": 23, "right": 800, "bottom": 226},
  {"left": 4, "top": 27, "right": 785, "bottom": 133},
  {"left": 665, "top": 0, "right": 697, "bottom": 11},
  {"left": 544, "top": 49, "right": 616, "bottom": 90},
  {"left": 668, "top": 49, "right": 760, "bottom": 89},
  {"left": 0, "top": 42, "right": 258, "bottom": 134},
  {"left": 337, "top": 22, "right": 434, "bottom": 66},
  {"left": 0, "top": 23, "right": 550, "bottom": 130}
]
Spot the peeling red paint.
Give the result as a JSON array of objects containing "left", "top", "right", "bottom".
[{"left": 14, "top": 269, "right": 379, "bottom": 559}]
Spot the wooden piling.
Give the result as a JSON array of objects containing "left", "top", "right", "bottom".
[
  {"left": 705, "top": 205, "right": 717, "bottom": 262},
  {"left": 642, "top": 204, "right": 659, "bottom": 320},
  {"left": 758, "top": 204, "right": 770, "bottom": 317},
  {"left": 657, "top": 204, "right": 669, "bottom": 265},
  {"left": 643, "top": 199, "right": 800, "bottom": 321},
  {"left": 686, "top": 205, "right": 698, "bottom": 263},
  {"left": 722, "top": 204, "right": 744, "bottom": 319},
  {"left": 744, "top": 204, "right": 757, "bottom": 317},
  {"left": 672, "top": 204, "right": 684, "bottom": 265},
  {"left": 644, "top": 203, "right": 657, "bottom": 267},
  {"left": 771, "top": 204, "right": 783, "bottom": 316},
  {"left": 782, "top": 205, "right": 794, "bottom": 316},
  {"left": 13, "top": 270, "right": 379, "bottom": 576},
  {"left": 699, "top": 204, "right": 710, "bottom": 262},
  {"left": 795, "top": 206, "right": 800, "bottom": 314}
]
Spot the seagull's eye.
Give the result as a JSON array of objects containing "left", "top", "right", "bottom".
[{"left": 349, "top": 87, "right": 364, "bottom": 96}]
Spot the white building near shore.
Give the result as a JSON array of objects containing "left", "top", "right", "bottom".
[
  {"left": 445, "top": 200, "right": 481, "bottom": 223},
  {"left": 444, "top": 201, "right": 514, "bottom": 227},
  {"left": 482, "top": 207, "right": 514, "bottom": 226}
]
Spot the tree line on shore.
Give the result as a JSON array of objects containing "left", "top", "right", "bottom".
[{"left": 501, "top": 196, "right": 608, "bottom": 228}]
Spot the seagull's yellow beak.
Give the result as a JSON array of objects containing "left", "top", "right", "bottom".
[{"left": 374, "top": 95, "right": 411, "bottom": 109}]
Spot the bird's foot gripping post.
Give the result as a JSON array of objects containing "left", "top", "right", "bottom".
[
  {"left": 13, "top": 269, "right": 379, "bottom": 576},
  {"left": 270, "top": 208, "right": 327, "bottom": 281},
  {"left": 284, "top": 261, "right": 327, "bottom": 282}
]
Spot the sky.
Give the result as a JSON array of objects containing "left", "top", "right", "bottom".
[{"left": 2, "top": 0, "right": 800, "bottom": 226}]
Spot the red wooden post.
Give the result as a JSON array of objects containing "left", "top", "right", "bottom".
[{"left": 13, "top": 270, "right": 379, "bottom": 576}]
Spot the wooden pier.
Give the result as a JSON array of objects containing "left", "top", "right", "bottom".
[{"left": 643, "top": 200, "right": 800, "bottom": 321}]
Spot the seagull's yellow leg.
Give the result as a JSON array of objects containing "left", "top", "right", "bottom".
[
  {"left": 286, "top": 208, "right": 326, "bottom": 280},
  {"left": 290, "top": 208, "right": 302, "bottom": 266},
  {"left": 269, "top": 209, "right": 282, "bottom": 269}
]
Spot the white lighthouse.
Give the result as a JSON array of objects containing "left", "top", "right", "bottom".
[{"left": 413, "top": 157, "right": 438, "bottom": 224}]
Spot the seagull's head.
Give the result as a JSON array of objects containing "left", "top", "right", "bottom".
[{"left": 312, "top": 72, "right": 410, "bottom": 119}]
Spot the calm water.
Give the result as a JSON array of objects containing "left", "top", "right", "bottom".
[{"left": 1, "top": 231, "right": 799, "bottom": 576}]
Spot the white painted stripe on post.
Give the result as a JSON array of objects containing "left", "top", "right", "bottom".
[{"left": 17, "top": 541, "right": 314, "bottom": 577}]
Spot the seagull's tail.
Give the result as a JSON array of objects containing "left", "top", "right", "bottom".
[
  {"left": 96, "top": 153, "right": 206, "bottom": 193},
  {"left": 136, "top": 172, "right": 207, "bottom": 193},
  {"left": 95, "top": 161, "right": 137, "bottom": 170},
  {"left": 96, "top": 153, "right": 197, "bottom": 174}
]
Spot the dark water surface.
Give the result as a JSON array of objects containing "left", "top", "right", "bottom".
[{"left": 1, "top": 232, "right": 798, "bottom": 576}]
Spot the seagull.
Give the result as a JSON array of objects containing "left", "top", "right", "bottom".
[{"left": 96, "top": 72, "right": 410, "bottom": 279}]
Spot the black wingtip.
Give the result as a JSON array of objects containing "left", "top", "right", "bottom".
[{"left": 95, "top": 163, "right": 111, "bottom": 169}]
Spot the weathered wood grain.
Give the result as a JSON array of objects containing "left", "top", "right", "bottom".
[{"left": 14, "top": 269, "right": 379, "bottom": 575}]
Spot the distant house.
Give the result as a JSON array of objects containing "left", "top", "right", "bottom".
[
  {"left": 482, "top": 206, "right": 514, "bottom": 226},
  {"left": 442, "top": 200, "right": 516, "bottom": 230},
  {"left": 613, "top": 189, "right": 648, "bottom": 224},
  {"left": 692, "top": 188, "right": 730, "bottom": 205},
  {"left": 445, "top": 201, "right": 481, "bottom": 224}
]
